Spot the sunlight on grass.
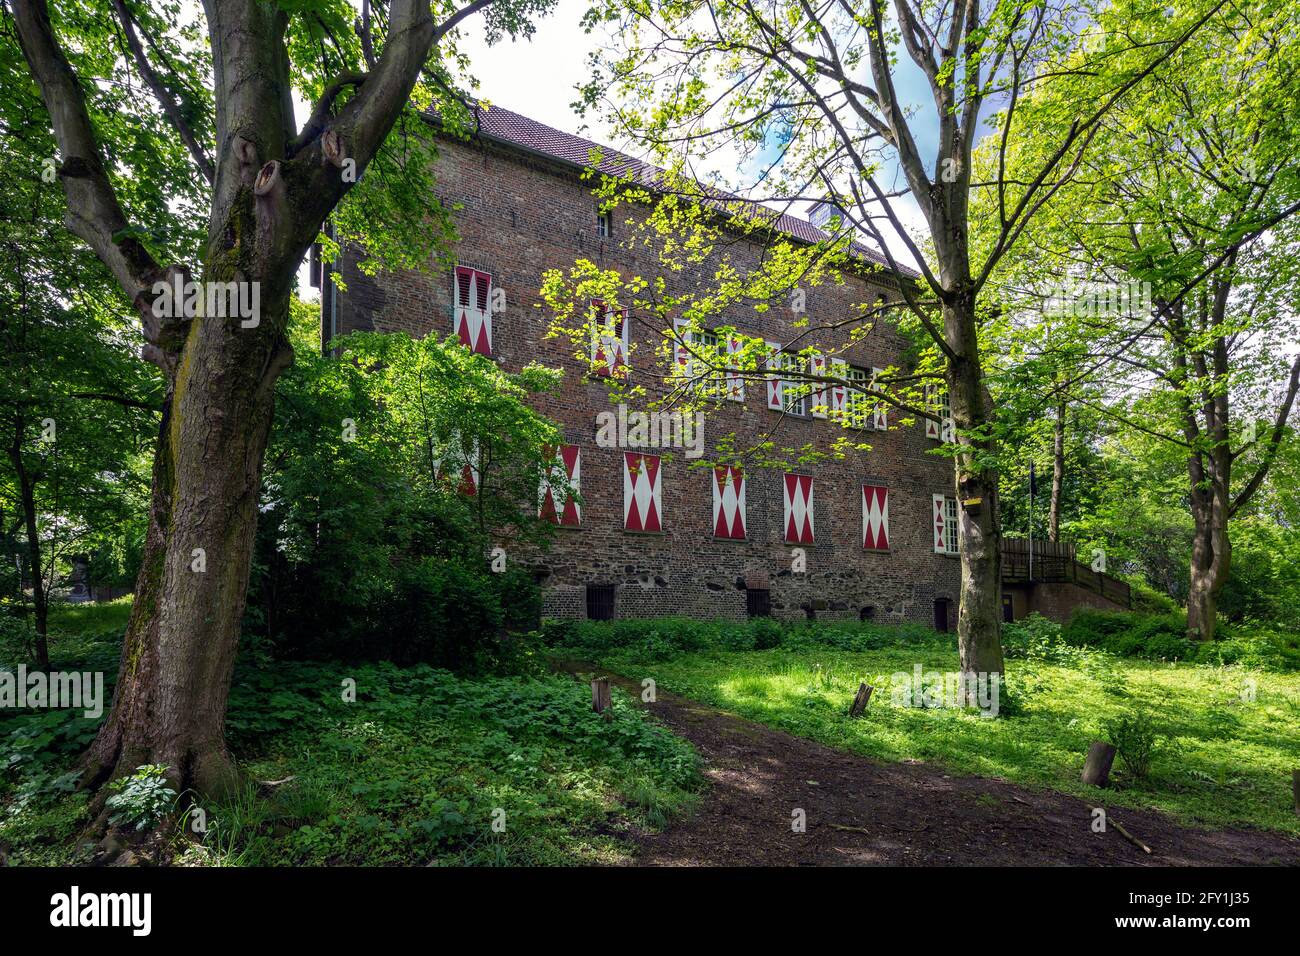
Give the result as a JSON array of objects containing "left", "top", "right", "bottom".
[{"left": 603, "top": 645, "right": 1300, "bottom": 835}]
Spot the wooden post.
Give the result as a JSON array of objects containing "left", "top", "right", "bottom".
[
  {"left": 1082, "top": 741, "right": 1116, "bottom": 787},
  {"left": 1293, "top": 769, "right": 1299, "bottom": 816},
  {"left": 591, "top": 677, "right": 611, "bottom": 716},
  {"left": 848, "top": 683, "right": 873, "bottom": 718}
]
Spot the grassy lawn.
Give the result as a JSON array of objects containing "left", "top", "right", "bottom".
[
  {"left": 554, "top": 618, "right": 1300, "bottom": 836},
  {"left": 1, "top": 601, "right": 699, "bottom": 866}
]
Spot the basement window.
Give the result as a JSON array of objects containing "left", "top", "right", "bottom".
[{"left": 586, "top": 584, "right": 616, "bottom": 621}]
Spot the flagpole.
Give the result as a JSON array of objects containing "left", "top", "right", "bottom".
[{"left": 1029, "top": 461, "right": 1035, "bottom": 581}]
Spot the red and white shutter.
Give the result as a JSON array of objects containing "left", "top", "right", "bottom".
[
  {"left": 809, "top": 352, "right": 828, "bottom": 418},
  {"left": 539, "top": 444, "right": 581, "bottom": 527},
  {"left": 623, "top": 452, "right": 662, "bottom": 532},
  {"left": 829, "top": 358, "right": 847, "bottom": 415},
  {"left": 609, "top": 307, "right": 629, "bottom": 377},
  {"left": 460, "top": 438, "right": 480, "bottom": 496},
  {"left": 862, "top": 484, "right": 890, "bottom": 550},
  {"left": 924, "top": 383, "right": 941, "bottom": 439},
  {"left": 783, "top": 473, "right": 815, "bottom": 544},
  {"left": 725, "top": 333, "right": 746, "bottom": 402},
  {"left": 871, "top": 367, "right": 888, "bottom": 430},
  {"left": 765, "top": 341, "right": 783, "bottom": 410},
  {"left": 590, "top": 302, "right": 629, "bottom": 378},
  {"left": 673, "top": 317, "right": 694, "bottom": 380},
  {"left": 711, "top": 466, "right": 746, "bottom": 539},
  {"left": 932, "top": 493, "right": 949, "bottom": 553},
  {"left": 453, "top": 266, "right": 493, "bottom": 357}
]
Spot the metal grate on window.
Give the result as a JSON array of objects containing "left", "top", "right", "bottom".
[
  {"left": 746, "top": 587, "right": 771, "bottom": 618},
  {"left": 586, "top": 583, "right": 616, "bottom": 621}
]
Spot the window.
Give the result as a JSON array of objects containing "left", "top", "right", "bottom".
[
  {"left": 783, "top": 473, "right": 815, "bottom": 544},
  {"left": 623, "top": 452, "right": 663, "bottom": 532},
  {"left": 807, "top": 353, "right": 847, "bottom": 419},
  {"left": 845, "top": 365, "right": 872, "bottom": 428},
  {"left": 453, "top": 266, "right": 493, "bottom": 356},
  {"left": 859, "top": 606, "right": 876, "bottom": 622},
  {"left": 596, "top": 209, "right": 612, "bottom": 238},
  {"left": 746, "top": 587, "right": 771, "bottom": 618},
  {"left": 862, "top": 484, "right": 890, "bottom": 551},
  {"left": 587, "top": 584, "right": 616, "bottom": 621},
  {"left": 932, "top": 494, "right": 959, "bottom": 554},
  {"left": 673, "top": 323, "right": 725, "bottom": 396},
  {"left": 924, "top": 382, "right": 952, "bottom": 440},
  {"left": 539, "top": 445, "right": 581, "bottom": 526},
  {"left": 781, "top": 351, "right": 805, "bottom": 415},
  {"left": 712, "top": 466, "right": 746, "bottom": 539}
]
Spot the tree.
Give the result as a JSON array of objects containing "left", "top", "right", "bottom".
[
  {"left": 6, "top": 0, "right": 554, "bottom": 800},
  {"left": 0, "top": 35, "right": 160, "bottom": 668},
  {"left": 550, "top": 0, "right": 1222, "bottom": 677},
  {"left": 984, "top": 0, "right": 1300, "bottom": 638}
]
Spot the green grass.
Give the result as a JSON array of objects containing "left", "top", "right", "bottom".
[
  {"left": 1, "top": 601, "right": 700, "bottom": 866},
  {"left": 565, "top": 630, "right": 1300, "bottom": 836}
]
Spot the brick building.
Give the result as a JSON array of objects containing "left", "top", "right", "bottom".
[{"left": 321, "top": 104, "right": 971, "bottom": 626}]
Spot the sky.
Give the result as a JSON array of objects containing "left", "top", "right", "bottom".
[
  {"left": 451, "top": 0, "right": 933, "bottom": 265},
  {"left": 301, "top": 0, "right": 945, "bottom": 294}
]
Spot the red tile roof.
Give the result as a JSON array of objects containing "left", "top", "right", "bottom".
[{"left": 453, "top": 102, "right": 915, "bottom": 279}]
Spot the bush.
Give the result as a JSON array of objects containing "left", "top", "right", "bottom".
[
  {"left": 1061, "top": 609, "right": 1299, "bottom": 670},
  {"left": 543, "top": 615, "right": 948, "bottom": 660},
  {"left": 1101, "top": 710, "right": 1162, "bottom": 782}
]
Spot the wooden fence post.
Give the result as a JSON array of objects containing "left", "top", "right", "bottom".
[
  {"left": 1082, "top": 741, "right": 1116, "bottom": 787},
  {"left": 591, "top": 677, "right": 611, "bottom": 717},
  {"left": 848, "top": 683, "right": 873, "bottom": 718}
]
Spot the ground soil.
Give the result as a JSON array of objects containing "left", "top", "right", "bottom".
[{"left": 565, "top": 664, "right": 1300, "bottom": 867}]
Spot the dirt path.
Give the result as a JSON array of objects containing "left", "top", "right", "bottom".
[{"left": 566, "top": 664, "right": 1300, "bottom": 866}]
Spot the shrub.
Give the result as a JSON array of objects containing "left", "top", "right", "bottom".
[
  {"left": 1101, "top": 710, "right": 1162, "bottom": 782},
  {"left": 1061, "top": 609, "right": 1299, "bottom": 671},
  {"left": 104, "top": 764, "right": 177, "bottom": 831},
  {"left": 544, "top": 615, "right": 949, "bottom": 660}
]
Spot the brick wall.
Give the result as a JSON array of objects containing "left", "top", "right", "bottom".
[
  {"left": 326, "top": 131, "right": 962, "bottom": 624},
  {"left": 1025, "top": 582, "right": 1129, "bottom": 624}
]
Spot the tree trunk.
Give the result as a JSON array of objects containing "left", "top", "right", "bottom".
[
  {"left": 83, "top": 284, "right": 292, "bottom": 796},
  {"left": 1048, "top": 400, "right": 1064, "bottom": 543},
  {"left": 1186, "top": 497, "right": 1229, "bottom": 642},
  {"left": 944, "top": 299, "right": 1005, "bottom": 682},
  {"left": 8, "top": 427, "right": 50, "bottom": 669}
]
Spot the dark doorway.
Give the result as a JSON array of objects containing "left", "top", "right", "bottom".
[
  {"left": 746, "top": 587, "right": 771, "bottom": 618},
  {"left": 1002, "top": 595, "right": 1014, "bottom": 623},
  {"left": 586, "top": 584, "right": 616, "bottom": 621},
  {"left": 933, "top": 598, "right": 951, "bottom": 633},
  {"left": 859, "top": 606, "right": 876, "bottom": 622}
]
